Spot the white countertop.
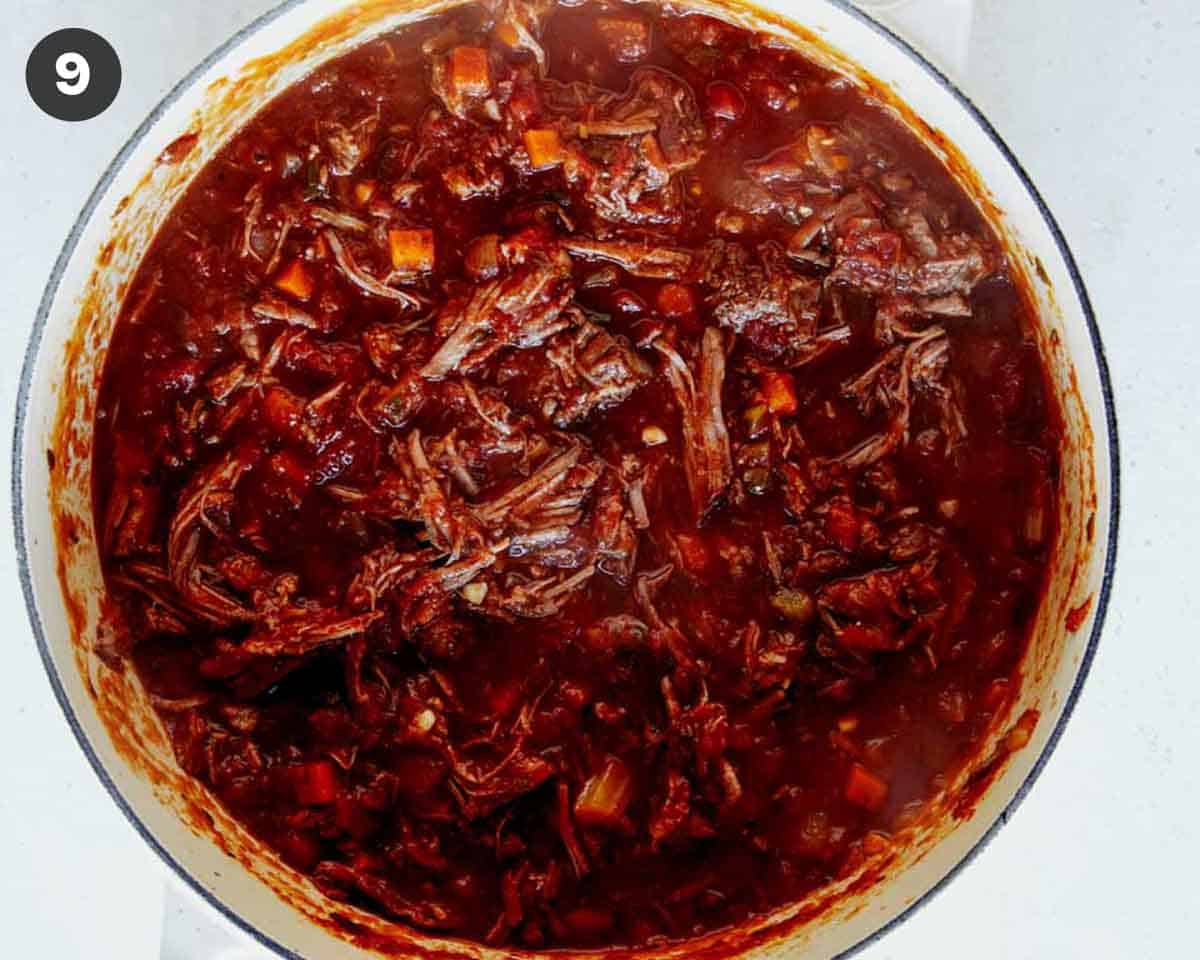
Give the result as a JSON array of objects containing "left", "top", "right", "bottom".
[{"left": 1, "top": 1, "right": 1197, "bottom": 957}]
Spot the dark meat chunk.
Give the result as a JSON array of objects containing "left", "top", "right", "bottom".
[
  {"left": 528, "top": 318, "right": 652, "bottom": 427},
  {"left": 104, "top": 478, "right": 161, "bottom": 558},
  {"left": 563, "top": 237, "right": 692, "bottom": 279},
  {"left": 827, "top": 195, "right": 997, "bottom": 299},
  {"left": 165, "top": 454, "right": 254, "bottom": 626},
  {"left": 452, "top": 751, "right": 556, "bottom": 819},
  {"left": 590, "top": 469, "right": 639, "bottom": 582},
  {"left": 322, "top": 115, "right": 378, "bottom": 175},
  {"left": 656, "top": 329, "right": 732, "bottom": 523},
  {"left": 747, "top": 124, "right": 862, "bottom": 187},
  {"left": 816, "top": 553, "right": 946, "bottom": 653},
  {"left": 559, "top": 68, "right": 706, "bottom": 226},
  {"left": 694, "top": 240, "right": 851, "bottom": 365},
  {"left": 422, "top": 238, "right": 575, "bottom": 378}
]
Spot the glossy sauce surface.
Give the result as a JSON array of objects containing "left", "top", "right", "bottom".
[{"left": 94, "top": 0, "right": 1059, "bottom": 949}]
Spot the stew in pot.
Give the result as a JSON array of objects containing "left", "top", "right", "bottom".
[{"left": 94, "top": 0, "right": 1060, "bottom": 948}]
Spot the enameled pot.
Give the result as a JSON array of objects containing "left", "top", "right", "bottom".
[{"left": 13, "top": 1, "right": 1118, "bottom": 957}]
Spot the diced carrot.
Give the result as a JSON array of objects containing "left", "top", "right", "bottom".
[
  {"left": 274, "top": 259, "right": 314, "bottom": 301},
  {"left": 450, "top": 46, "right": 491, "bottom": 96},
  {"left": 353, "top": 179, "right": 378, "bottom": 206},
  {"left": 388, "top": 228, "right": 435, "bottom": 273},
  {"left": 574, "top": 757, "right": 634, "bottom": 828},
  {"left": 675, "top": 531, "right": 709, "bottom": 574},
  {"left": 844, "top": 762, "right": 889, "bottom": 812},
  {"left": 760, "top": 370, "right": 798, "bottom": 415},
  {"left": 656, "top": 283, "right": 695, "bottom": 317},
  {"left": 523, "top": 128, "right": 564, "bottom": 171},
  {"left": 296, "top": 760, "right": 339, "bottom": 806}
]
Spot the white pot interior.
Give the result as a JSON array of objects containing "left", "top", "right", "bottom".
[{"left": 15, "top": 1, "right": 1115, "bottom": 958}]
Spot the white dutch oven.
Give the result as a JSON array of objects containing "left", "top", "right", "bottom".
[{"left": 13, "top": 1, "right": 1118, "bottom": 958}]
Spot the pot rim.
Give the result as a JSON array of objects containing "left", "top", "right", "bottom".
[{"left": 11, "top": 1, "right": 1121, "bottom": 957}]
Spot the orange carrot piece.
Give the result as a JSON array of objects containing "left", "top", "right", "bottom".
[
  {"left": 523, "top": 128, "right": 564, "bottom": 171},
  {"left": 761, "top": 370, "right": 798, "bottom": 415},
  {"left": 844, "top": 762, "right": 889, "bottom": 812},
  {"left": 388, "top": 228, "right": 435, "bottom": 272},
  {"left": 450, "top": 46, "right": 491, "bottom": 96},
  {"left": 274, "top": 259, "right": 314, "bottom": 301}
]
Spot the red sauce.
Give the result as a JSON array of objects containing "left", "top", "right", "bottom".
[{"left": 92, "top": 0, "right": 1060, "bottom": 949}]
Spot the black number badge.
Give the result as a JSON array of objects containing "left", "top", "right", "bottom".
[{"left": 27, "top": 28, "right": 121, "bottom": 122}]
